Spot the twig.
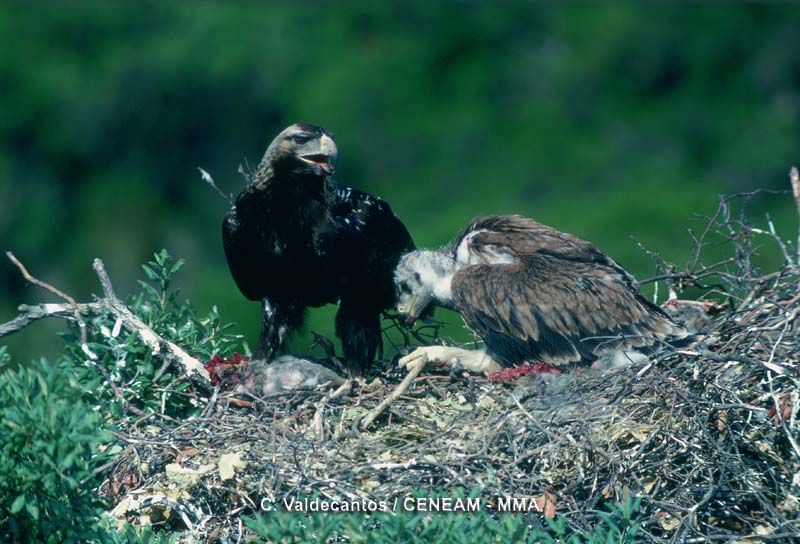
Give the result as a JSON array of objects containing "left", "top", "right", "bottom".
[
  {"left": 679, "top": 348, "right": 788, "bottom": 376},
  {"left": 6, "top": 251, "right": 90, "bottom": 347},
  {"left": 92, "top": 258, "right": 120, "bottom": 302},
  {"left": 93, "top": 354, "right": 163, "bottom": 425},
  {"left": 790, "top": 166, "right": 800, "bottom": 262},
  {"left": 198, "top": 167, "right": 233, "bottom": 204},
  {"left": 200, "top": 386, "right": 220, "bottom": 419},
  {"left": 751, "top": 214, "right": 793, "bottom": 266},
  {"left": 238, "top": 160, "right": 254, "bottom": 185},
  {"left": 0, "top": 302, "right": 102, "bottom": 338},
  {"left": 310, "top": 393, "right": 330, "bottom": 442},
  {"left": 359, "top": 359, "right": 428, "bottom": 430}
]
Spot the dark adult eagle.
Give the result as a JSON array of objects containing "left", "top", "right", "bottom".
[
  {"left": 222, "top": 123, "right": 415, "bottom": 375},
  {"left": 394, "top": 215, "right": 687, "bottom": 374}
]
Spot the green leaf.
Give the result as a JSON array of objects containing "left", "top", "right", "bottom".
[
  {"left": 10, "top": 494, "right": 26, "bottom": 514},
  {"left": 26, "top": 500, "right": 40, "bottom": 520},
  {"left": 141, "top": 264, "right": 158, "bottom": 281},
  {"left": 170, "top": 258, "right": 185, "bottom": 275},
  {"left": 36, "top": 372, "right": 48, "bottom": 398}
]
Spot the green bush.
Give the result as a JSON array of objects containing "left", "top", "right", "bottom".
[
  {"left": 61, "top": 249, "right": 244, "bottom": 419},
  {"left": 0, "top": 251, "right": 239, "bottom": 543},
  {"left": 0, "top": 357, "right": 112, "bottom": 543}
]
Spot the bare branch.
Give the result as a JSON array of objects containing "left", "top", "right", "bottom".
[
  {"left": 359, "top": 358, "right": 428, "bottom": 430},
  {"left": 790, "top": 166, "right": 800, "bottom": 262},
  {"left": 6, "top": 251, "right": 91, "bottom": 349},
  {"left": 92, "top": 257, "right": 119, "bottom": 302},
  {"left": 0, "top": 254, "right": 210, "bottom": 388},
  {"left": 0, "top": 302, "right": 102, "bottom": 338}
]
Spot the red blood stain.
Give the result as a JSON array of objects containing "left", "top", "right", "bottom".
[
  {"left": 488, "top": 363, "right": 562, "bottom": 383},
  {"left": 204, "top": 353, "right": 249, "bottom": 386}
]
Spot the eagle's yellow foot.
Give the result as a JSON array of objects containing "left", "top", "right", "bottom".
[
  {"left": 397, "top": 346, "right": 442, "bottom": 373},
  {"left": 398, "top": 346, "right": 502, "bottom": 375}
]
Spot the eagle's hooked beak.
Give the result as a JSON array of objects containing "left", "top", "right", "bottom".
[
  {"left": 300, "top": 134, "right": 337, "bottom": 175},
  {"left": 397, "top": 295, "right": 420, "bottom": 327}
]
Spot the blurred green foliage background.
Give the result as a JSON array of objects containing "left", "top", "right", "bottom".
[{"left": 2, "top": 3, "right": 800, "bottom": 363}]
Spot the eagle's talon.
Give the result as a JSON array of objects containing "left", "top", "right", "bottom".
[
  {"left": 398, "top": 347, "right": 431, "bottom": 372},
  {"left": 398, "top": 345, "right": 458, "bottom": 374}
]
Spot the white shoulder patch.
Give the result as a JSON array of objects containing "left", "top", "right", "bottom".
[
  {"left": 456, "top": 229, "right": 517, "bottom": 265},
  {"left": 455, "top": 230, "right": 487, "bottom": 264}
]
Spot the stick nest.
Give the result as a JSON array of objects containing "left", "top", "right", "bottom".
[
  {"left": 98, "top": 187, "right": 800, "bottom": 542},
  {"left": 6, "top": 184, "right": 798, "bottom": 541}
]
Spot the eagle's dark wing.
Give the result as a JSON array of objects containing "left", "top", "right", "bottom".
[
  {"left": 315, "top": 179, "right": 415, "bottom": 300},
  {"left": 309, "top": 179, "right": 414, "bottom": 373},
  {"left": 222, "top": 204, "right": 262, "bottom": 302},
  {"left": 451, "top": 256, "right": 682, "bottom": 367},
  {"left": 221, "top": 186, "right": 287, "bottom": 302},
  {"left": 325, "top": 181, "right": 414, "bottom": 250}
]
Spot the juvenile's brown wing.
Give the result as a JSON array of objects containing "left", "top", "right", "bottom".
[
  {"left": 457, "top": 215, "right": 619, "bottom": 265},
  {"left": 451, "top": 255, "right": 681, "bottom": 367}
]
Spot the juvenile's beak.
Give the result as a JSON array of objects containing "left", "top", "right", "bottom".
[
  {"left": 397, "top": 308, "right": 416, "bottom": 327},
  {"left": 396, "top": 295, "right": 419, "bottom": 327}
]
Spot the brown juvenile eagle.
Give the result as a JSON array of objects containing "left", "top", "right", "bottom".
[
  {"left": 222, "top": 123, "right": 415, "bottom": 375},
  {"left": 394, "top": 215, "right": 687, "bottom": 374}
]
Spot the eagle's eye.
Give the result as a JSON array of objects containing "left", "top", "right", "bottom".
[
  {"left": 291, "top": 134, "right": 312, "bottom": 145},
  {"left": 398, "top": 281, "right": 411, "bottom": 294},
  {"left": 413, "top": 272, "right": 421, "bottom": 282}
]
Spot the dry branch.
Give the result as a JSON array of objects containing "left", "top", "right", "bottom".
[
  {"left": 6, "top": 250, "right": 91, "bottom": 348},
  {"left": 1, "top": 254, "right": 210, "bottom": 388},
  {"left": 791, "top": 166, "right": 800, "bottom": 262},
  {"left": 91, "top": 258, "right": 209, "bottom": 384},
  {"left": 0, "top": 302, "right": 101, "bottom": 337},
  {"left": 359, "top": 358, "right": 427, "bottom": 430}
]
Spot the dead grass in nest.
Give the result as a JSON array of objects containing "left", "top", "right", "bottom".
[{"left": 103, "top": 183, "right": 800, "bottom": 542}]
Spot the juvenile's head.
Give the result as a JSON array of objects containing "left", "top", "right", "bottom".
[
  {"left": 394, "top": 250, "right": 458, "bottom": 325},
  {"left": 259, "top": 123, "right": 338, "bottom": 179}
]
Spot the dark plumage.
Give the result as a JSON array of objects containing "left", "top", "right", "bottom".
[
  {"left": 394, "top": 215, "right": 687, "bottom": 373},
  {"left": 222, "top": 123, "right": 415, "bottom": 375}
]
